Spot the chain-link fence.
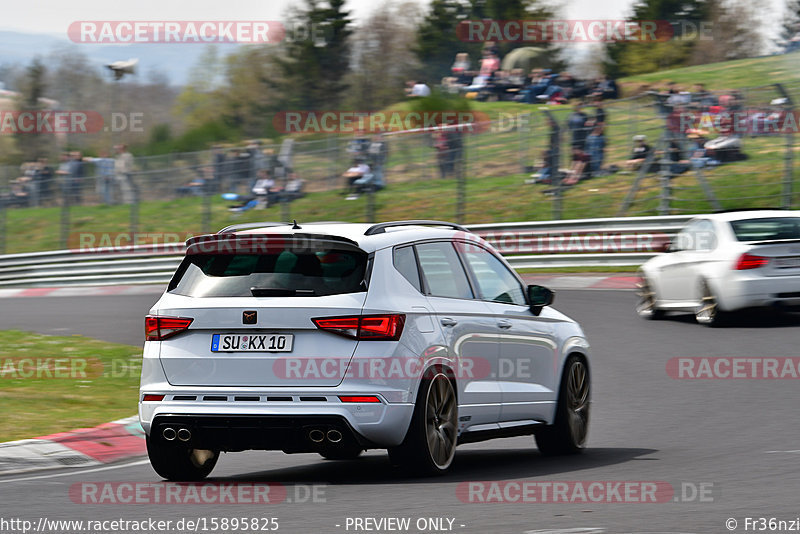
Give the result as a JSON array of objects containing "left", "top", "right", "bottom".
[{"left": 1, "top": 81, "right": 799, "bottom": 254}]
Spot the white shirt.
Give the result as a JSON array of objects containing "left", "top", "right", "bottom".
[{"left": 411, "top": 83, "right": 431, "bottom": 97}]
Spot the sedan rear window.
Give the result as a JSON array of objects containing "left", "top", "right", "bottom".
[
  {"left": 729, "top": 217, "right": 800, "bottom": 242},
  {"left": 169, "top": 249, "right": 367, "bottom": 297}
]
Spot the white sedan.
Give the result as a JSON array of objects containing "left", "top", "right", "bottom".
[{"left": 637, "top": 210, "right": 800, "bottom": 326}]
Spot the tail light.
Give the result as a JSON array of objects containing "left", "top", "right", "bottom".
[
  {"left": 142, "top": 394, "right": 165, "bottom": 402},
  {"left": 734, "top": 253, "right": 769, "bottom": 270},
  {"left": 145, "top": 315, "right": 193, "bottom": 341},
  {"left": 339, "top": 396, "right": 382, "bottom": 403},
  {"left": 312, "top": 314, "right": 405, "bottom": 341}
]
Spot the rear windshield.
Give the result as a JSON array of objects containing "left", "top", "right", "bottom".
[
  {"left": 169, "top": 249, "right": 368, "bottom": 297},
  {"left": 729, "top": 217, "right": 800, "bottom": 242}
]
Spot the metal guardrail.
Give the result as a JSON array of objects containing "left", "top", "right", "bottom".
[{"left": 0, "top": 215, "right": 696, "bottom": 288}]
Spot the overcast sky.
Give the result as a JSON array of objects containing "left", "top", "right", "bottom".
[
  {"left": 2, "top": 0, "right": 638, "bottom": 35},
  {"left": 1, "top": 0, "right": 784, "bottom": 46}
]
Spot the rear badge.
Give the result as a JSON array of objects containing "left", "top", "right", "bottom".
[{"left": 243, "top": 311, "right": 257, "bottom": 324}]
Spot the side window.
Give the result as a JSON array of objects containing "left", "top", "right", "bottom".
[
  {"left": 460, "top": 245, "right": 526, "bottom": 305},
  {"left": 415, "top": 242, "right": 474, "bottom": 299},
  {"left": 393, "top": 245, "right": 421, "bottom": 292}
]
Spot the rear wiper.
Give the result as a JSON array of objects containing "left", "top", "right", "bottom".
[{"left": 250, "top": 287, "right": 316, "bottom": 297}]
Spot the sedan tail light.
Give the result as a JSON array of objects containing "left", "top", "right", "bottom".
[
  {"left": 312, "top": 314, "right": 405, "bottom": 341},
  {"left": 145, "top": 315, "right": 193, "bottom": 341},
  {"left": 734, "top": 253, "right": 769, "bottom": 270}
]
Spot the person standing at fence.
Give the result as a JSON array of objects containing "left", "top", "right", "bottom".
[
  {"left": 367, "top": 134, "right": 388, "bottom": 187},
  {"left": 66, "top": 151, "right": 84, "bottom": 205},
  {"left": 568, "top": 103, "right": 590, "bottom": 150},
  {"left": 37, "top": 158, "right": 54, "bottom": 206},
  {"left": 115, "top": 144, "right": 135, "bottom": 204},
  {"left": 86, "top": 151, "right": 115, "bottom": 204},
  {"left": 585, "top": 124, "right": 606, "bottom": 177}
]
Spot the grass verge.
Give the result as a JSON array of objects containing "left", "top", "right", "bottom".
[{"left": 0, "top": 330, "right": 140, "bottom": 442}]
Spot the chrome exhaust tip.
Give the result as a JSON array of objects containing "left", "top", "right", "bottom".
[
  {"left": 309, "top": 429, "right": 325, "bottom": 443},
  {"left": 327, "top": 429, "right": 343, "bottom": 443},
  {"left": 162, "top": 427, "right": 177, "bottom": 441},
  {"left": 177, "top": 428, "right": 191, "bottom": 442}
]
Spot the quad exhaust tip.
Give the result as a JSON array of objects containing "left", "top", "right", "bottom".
[
  {"left": 327, "top": 429, "right": 343, "bottom": 443},
  {"left": 309, "top": 429, "right": 325, "bottom": 443},
  {"left": 177, "top": 428, "right": 192, "bottom": 442},
  {"left": 162, "top": 427, "right": 177, "bottom": 441}
]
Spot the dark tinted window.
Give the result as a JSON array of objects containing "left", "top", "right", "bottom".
[
  {"left": 416, "top": 242, "right": 473, "bottom": 299},
  {"left": 393, "top": 246, "right": 421, "bottom": 292},
  {"left": 730, "top": 217, "right": 800, "bottom": 242},
  {"left": 170, "top": 249, "right": 367, "bottom": 297}
]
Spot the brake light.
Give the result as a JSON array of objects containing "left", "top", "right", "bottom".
[
  {"left": 735, "top": 253, "right": 769, "bottom": 270},
  {"left": 145, "top": 315, "right": 193, "bottom": 341},
  {"left": 339, "top": 396, "right": 382, "bottom": 403},
  {"left": 312, "top": 314, "right": 405, "bottom": 341},
  {"left": 142, "top": 394, "right": 165, "bottom": 402}
]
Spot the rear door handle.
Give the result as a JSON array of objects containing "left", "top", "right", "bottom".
[
  {"left": 497, "top": 320, "right": 512, "bottom": 329},
  {"left": 440, "top": 318, "right": 458, "bottom": 327}
]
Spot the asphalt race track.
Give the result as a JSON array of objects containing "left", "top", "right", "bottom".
[{"left": 2, "top": 289, "right": 800, "bottom": 534}]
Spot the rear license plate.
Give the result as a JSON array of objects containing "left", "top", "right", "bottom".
[
  {"left": 774, "top": 256, "right": 800, "bottom": 268},
  {"left": 211, "top": 334, "right": 294, "bottom": 352}
]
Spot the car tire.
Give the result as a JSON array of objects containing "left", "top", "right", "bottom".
[
  {"left": 695, "top": 280, "right": 726, "bottom": 327},
  {"left": 535, "top": 356, "right": 590, "bottom": 456},
  {"left": 319, "top": 445, "right": 364, "bottom": 460},
  {"left": 636, "top": 276, "right": 664, "bottom": 320},
  {"left": 146, "top": 435, "right": 219, "bottom": 481},
  {"left": 388, "top": 370, "right": 458, "bottom": 475}
]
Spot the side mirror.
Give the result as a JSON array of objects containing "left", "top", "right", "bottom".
[
  {"left": 661, "top": 240, "right": 673, "bottom": 253},
  {"left": 527, "top": 285, "right": 554, "bottom": 315}
]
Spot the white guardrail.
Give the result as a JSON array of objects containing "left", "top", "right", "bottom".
[{"left": 0, "top": 215, "right": 695, "bottom": 288}]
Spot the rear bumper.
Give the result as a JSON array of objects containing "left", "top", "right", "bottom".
[
  {"left": 139, "top": 396, "right": 414, "bottom": 449},
  {"left": 150, "top": 414, "right": 373, "bottom": 453},
  {"left": 717, "top": 273, "right": 800, "bottom": 311}
]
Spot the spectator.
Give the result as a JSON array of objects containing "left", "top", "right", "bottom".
[
  {"left": 367, "top": 134, "right": 389, "bottom": 185},
  {"left": 563, "top": 147, "right": 590, "bottom": 185},
  {"left": 37, "top": 158, "right": 54, "bottom": 206},
  {"left": 66, "top": 151, "right": 84, "bottom": 205},
  {"left": 85, "top": 151, "right": 115, "bottom": 204},
  {"left": 567, "top": 103, "right": 590, "bottom": 150},
  {"left": 114, "top": 144, "right": 135, "bottom": 204},
  {"left": 410, "top": 80, "right": 431, "bottom": 97},
  {"left": 625, "top": 135, "right": 652, "bottom": 171},
  {"left": 479, "top": 49, "right": 500, "bottom": 77},
  {"left": 342, "top": 158, "right": 371, "bottom": 199},
  {"left": 212, "top": 145, "right": 228, "bottom": 191},
  {"left": 666, "top": 140, "right": 690, "bottom": 175},
  {"left": 585, "top": 124, "right": 606, "bottom": 176},
  {"left": 593, "top": 98, "right": 607, "bottom": 126},
  {"left": 434, "top": 130, "right": 451, "bottom": 179}
]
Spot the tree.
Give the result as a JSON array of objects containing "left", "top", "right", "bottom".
[
  {"left": 688, "top": 0, "right": 765, "bottom": 64},
  {"left": 14, "top": 58, "right": 49, "bottom": 161},
  {"left": 273, "top": 0, "right": 353, "bottom": 110},
  {"left": 414, "top": 0, "right": 474, "bottom": 84},
  {"left": 604, "top": 0, "right": 710, "bottom": 77},
  {"left": 346, "top": 0, "right": 422, "bottom": 110}
]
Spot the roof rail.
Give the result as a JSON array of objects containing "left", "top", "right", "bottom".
[
  {"left": 217, "top": 222, "right": 289, "bottom": 234},
  {"left": 364, "top": 220, "right": 469, "bottom": 236},
  {"left": 713, "top": 208, "right": 787, "bottom": 214}
]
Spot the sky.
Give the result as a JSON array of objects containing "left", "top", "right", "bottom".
[{"left": 1, "top": 0, "right": 638, "bottom": 35}]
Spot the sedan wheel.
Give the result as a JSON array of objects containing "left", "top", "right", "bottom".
[
  {"left": 695, "top": 281, "right": 725, "bottom": 327},
  {"left": 636, "top": 278, "right": 664, "bottom": 319}
]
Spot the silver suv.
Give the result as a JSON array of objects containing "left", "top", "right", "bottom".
[{"left": 139, "top": 220, "right": 591, "bottom": 480}]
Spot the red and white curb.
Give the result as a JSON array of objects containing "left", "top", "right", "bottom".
[
  {"left": 0, "top": 416, "right": 144, "bottom": 476},
  {"left": 0, "top": 277, "right": 638, "bottom": 299}
]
